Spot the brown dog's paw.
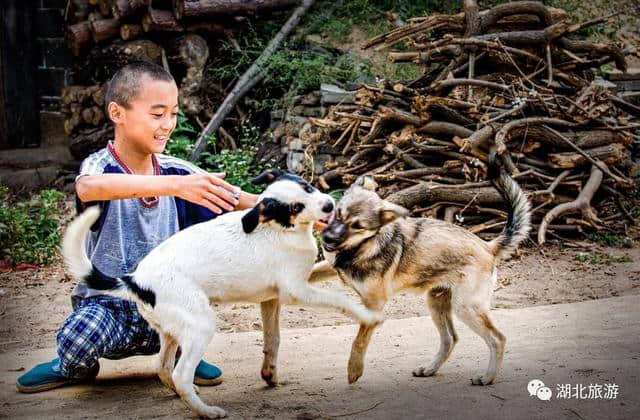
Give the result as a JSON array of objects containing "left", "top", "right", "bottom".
[
  {"left": 347, "top": 356, "right": 364, "bottom": 384},
  {"left": 261, "top": 366, "right": 278, "bottom": 387},
  {"left": 471, "top": 375, "right": 494, "bottom": 386},
  {"left": 412, "top": 366, "right": 437, "bottom": 377}
]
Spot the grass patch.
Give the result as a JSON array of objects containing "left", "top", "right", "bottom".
[
  {"left": 575, "top": 252, "right": 633, "bottom": 266},
  {"left": 586, "top": 232, "right": 635, "bottom": 248},
  {"left": 0, "top": 186, "right": 65, "bottom": 266}
]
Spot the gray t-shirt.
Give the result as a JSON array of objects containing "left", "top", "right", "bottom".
[{"left": 72, "top": 142, "right": 209, "bottom": 298}]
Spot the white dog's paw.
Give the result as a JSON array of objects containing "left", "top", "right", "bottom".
[
  {"left": 199, "top": 405, "right": 227, "bottom": 419},
  {"left": 471, "top": 375, "right": 494, "bottom": 386},
  {"left": 412, "top": 366, "right": 437, "bottom": 377}
]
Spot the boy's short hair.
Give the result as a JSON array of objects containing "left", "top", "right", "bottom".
[{"left": 105, "top": 61, "right": 175, "bottom": 114}]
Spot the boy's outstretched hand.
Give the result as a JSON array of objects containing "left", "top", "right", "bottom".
[{"left": 177, "top": 172, "right": 240, "bottom": 214}]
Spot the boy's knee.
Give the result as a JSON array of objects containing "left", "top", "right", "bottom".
[{"left": 56, "top": 303, "right": 119, "bottom": 379}]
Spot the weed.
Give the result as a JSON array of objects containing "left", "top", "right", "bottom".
[
  {"left": 586, "top": 232, "right": 634, "bottom": 248},
  {"left": 575, "top": 252, "right": 633, "bottom": 265},
  {"left": 167, "top": 115, "right": 269, "bottom": 194},
  {"left": 0, "top": 186, "right": 65, "bottom": 266}
]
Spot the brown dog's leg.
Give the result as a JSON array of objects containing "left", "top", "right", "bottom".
[
  {"left": 347, "top": 297, "right": 386, "bottom": 384},
  {"left": 348, "top": 324, "right": 378, "bottom": 384},
  {"left": 413, "top": 287, "right": 458, "bottom": 377},
  {"left": 260, "top": 299, "right": 281, "bottom": 387},
  {"left": 455, "top": 304, "right": 505, "bottom": 386},
  {"left": 157, "top": 332, "right": 179, "bottom": 392}
]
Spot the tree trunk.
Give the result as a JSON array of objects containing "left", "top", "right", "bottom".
[
  {"left": 173, "top": 0, "right": 299, "bottom": 19},
  {"left": 190, "top": 0, "right": 316, "bottom": 161}
]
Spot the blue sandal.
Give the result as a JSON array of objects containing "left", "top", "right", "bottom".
[
  {"left": 16, "top": 358, "right": 98, "bottom": 393},
  {"left": 193, "top": 360, "right": 223, "bottom": 386}
]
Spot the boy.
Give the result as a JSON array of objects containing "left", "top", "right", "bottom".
[{"left": 17, "top": 61, "right": 259, "bottom": 393}]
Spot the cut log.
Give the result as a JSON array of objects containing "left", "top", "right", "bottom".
[
  {"left": 78, "top": 39, "right": 164, "bottom": 82},
  {"left": 69, "top": 125, "right": 114, "bottom": 159},
  {"left": 112, "top": 0, "right": 148, "bottom": 19},
  {"left": 142, "top": 8, "right": 184, "bottom": 32},
  {"left": 548, "top": 143, "right": 627, "bottom": 168},
  {"left": 166, "top": 34, "right": 209, "bottom": 114},
  {"left": 65, "top": 21, "right": 92, "bottom": 56},
  {"left": 81, "top": 106, "right": 105, "bottom": 126},
  {"left": 67, "top": 0, "right": 90, "bottom": 23},
  {"left": 62, "top": 85, "right": 101, "bottom": 105},
  {"left": 173, "top": 0, "right": 299, "bottom": 19},
  {"left": 92, "top": 84, "right": 107, "bottom": 107},
  {"left": 98, "top": 0, "right": 114, "bottom": 16},
  {"left": 120, "top": 23, "right": 143, "bottom": 40},
  {"left": 90, "top": 18, "right": 120, "bottom": 43}
]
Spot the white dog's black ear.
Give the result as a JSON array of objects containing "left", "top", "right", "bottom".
[
  {"left": 379, "top": 201, "right": 409, "bottom": 225},
  {"left": 242, "top": 198, "right": 301, "bottom": 233},
  {"left": 252, "top": 169, "right": 286, "bottom": 185}
]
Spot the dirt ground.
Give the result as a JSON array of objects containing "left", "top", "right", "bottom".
[{"left": 1, "top": 224, "right": 639, "bottom": 355}]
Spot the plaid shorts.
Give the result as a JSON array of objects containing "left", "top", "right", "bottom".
[{"left": 56, "top": 295, "right": 160, "bottom": 379}]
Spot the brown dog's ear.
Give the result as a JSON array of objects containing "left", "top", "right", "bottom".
[
  {"left": 353, "top": 175, "right": 378, "bottom": 191},
  {"left": 251, "top": 169, "right": 286, "bottom": 186},
  {"left": 379, "top": 201, "right": 410, "bottom": 225},
  {"left": 242, "top": 198, "right": 295, "bottom": 233}
]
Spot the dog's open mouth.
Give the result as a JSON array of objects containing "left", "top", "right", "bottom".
[
  {"left": 323, "top": 242, "right": 338, "bottom": 252},
  {"left": 319, "top": 210, "right": 335, "bottom": 225}
]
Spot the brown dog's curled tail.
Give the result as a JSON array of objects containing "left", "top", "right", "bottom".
[{"left": 487, "top": 153, "right": 532, "bottom": 260}]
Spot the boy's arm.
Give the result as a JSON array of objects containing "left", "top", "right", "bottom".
[
  {"left": 76, "top": 173, "right": 239, "bottom": 214},
  {"left": 235, "top": 191, "right": 259, "bottom": 210}
]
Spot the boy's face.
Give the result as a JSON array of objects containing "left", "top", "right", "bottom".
[{"left": 109, "top": 75, "right": 179, "bottom": 155}]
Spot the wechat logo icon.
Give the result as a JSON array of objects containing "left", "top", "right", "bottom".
[{"left": 528, "top": 379, "right": 552, "bottom": 401}]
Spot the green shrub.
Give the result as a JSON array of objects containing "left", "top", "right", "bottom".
[
  {"left": 167, "top": 115, "right": 268, "bottom": 194},
  {"left": 0, "top": 186, "right": 65, "bottom": 266}
]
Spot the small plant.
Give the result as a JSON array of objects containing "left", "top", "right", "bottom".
[
  {"left": 0, "top": 186, "right": 65, "bottom": 266},
  {"left": 586, "top": 232, "right": 634, "bottom": 248},
  {"left": 165, "top": 110, "right": 215, "bottom": 160},
  {"left": 199, "top": 124, "right": 268, "bottom": 194},
  {"left": 575, "top": 252, "right": 633, "bottom": 266},
  {"left": 166, "top": 112, "right": 269, "bottom": 195}
]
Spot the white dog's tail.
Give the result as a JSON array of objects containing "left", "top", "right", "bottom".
[
  {"left": 487, "top": 153, "right": 532, "bottom": 260},
  {"left": 61, "top": 207, "right": 156, "bottom": 307}
]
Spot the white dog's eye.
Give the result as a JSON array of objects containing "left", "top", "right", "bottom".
[
  {"left": 291, "top": 203, "right": 304, "bottom": 214},
  {"left": 303, "top": 185, "right": 314, "bottom": 193}
]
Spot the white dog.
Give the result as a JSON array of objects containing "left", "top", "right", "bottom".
[{"left": 62, "top": 169, "right": 383, "bottom": 419}]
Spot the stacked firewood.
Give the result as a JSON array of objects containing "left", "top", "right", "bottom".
[
  {"left": 62, "top": 0, "right": 301, "bottom": 158},
  {"left": 64, "top": 0, "right": 298, "bottom": 55},
  {"left": 304, "top": 1, "right": 639, "bottom": 244}
]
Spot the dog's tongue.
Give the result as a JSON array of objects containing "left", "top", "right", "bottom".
[{"left": 326, "top": 210, "right": 335, "bottom": 225}]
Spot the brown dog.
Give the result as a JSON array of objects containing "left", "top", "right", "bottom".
[{"left": 310, "top": 156, "right": 531, "bottom": 386}]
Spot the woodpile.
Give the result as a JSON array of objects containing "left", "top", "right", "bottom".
[
  {"left": 62, "top": 0, "right": 301, "bottom": 158},
  {"left": 301, "top": 1, "right": 639, "bottom": 244}
]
